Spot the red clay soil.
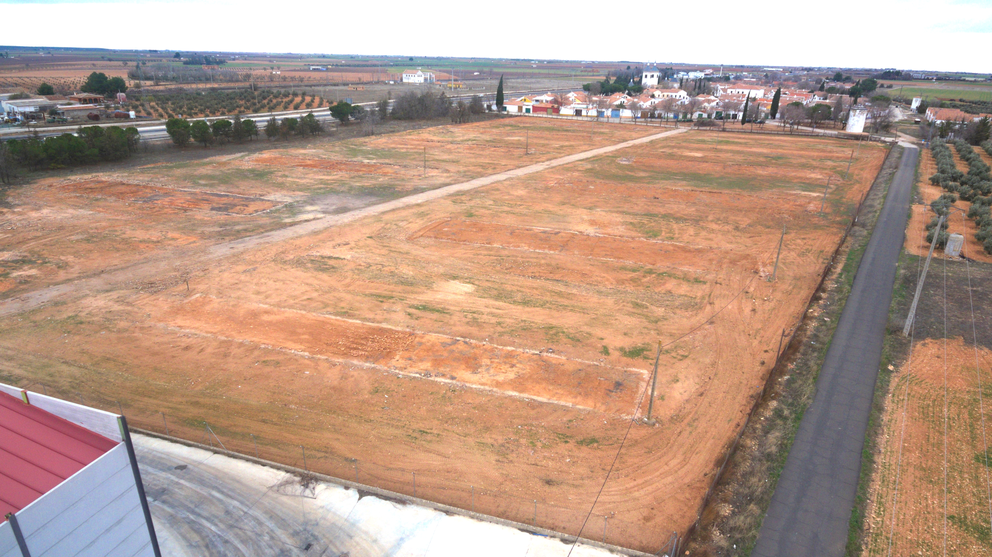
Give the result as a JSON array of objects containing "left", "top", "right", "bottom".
[
  {"left": 862, "top": 338, "right": 992, "bottom": 556},
  {"left": 60, "top": 179, "right": 279, "bottom": 215},
  {"left": 0, "top": 128, "right": 887, "bottom": 553},
  {"left": 249, "top": 154, "right": 400, "bottom": 175}
]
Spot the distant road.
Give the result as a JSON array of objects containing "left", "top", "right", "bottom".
[{"left": 0, "top": 88, "right": 573, "bottom": 143}]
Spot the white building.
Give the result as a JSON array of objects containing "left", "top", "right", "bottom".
[
  {"left": 642, "top": 67, "right": 660, "bottom": 87},
  {"left": 0, "top": 383, "right": 161, "bottom": 557},
  {"left": 402, "top": 69, "right": 435, "bottom": 84},
  {"left": 846, "top": 108, "right": 868, "bottom": 133},
  {"left": 723, "top": 85, "right": 766, "bottom": 98}
]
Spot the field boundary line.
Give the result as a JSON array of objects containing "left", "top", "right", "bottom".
[
  {"left": 153, "top": 323, "right": 630, "bottom": 414},
  {"left": 172, "top": 293, "right": 651, "bottom": 374}
]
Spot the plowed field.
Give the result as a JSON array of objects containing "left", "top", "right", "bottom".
[{"left": 0, "top": 122, "right": 887, "bottom": 553}]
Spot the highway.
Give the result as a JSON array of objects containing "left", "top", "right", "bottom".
[{"left": 0, "top": 88, "right": 572, "bottom": 143}]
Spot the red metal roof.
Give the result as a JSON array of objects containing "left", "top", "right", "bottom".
[{"left": 0, "top": 391, "right": 117, "bottom": 522}]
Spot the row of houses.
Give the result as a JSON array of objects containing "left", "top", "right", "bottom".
[
  {"left": 1, "top": 92, "right": 124, "bottom": 122},
  {"left": 501, "top": 85, "right": 847, "bottom": 122},
  {"left": 924, "top": 107, "right": 992, "bottom": 124}
]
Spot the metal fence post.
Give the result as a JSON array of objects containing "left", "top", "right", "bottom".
[
  {"left": 161, "top": 412, "right": 169, "bottom": 436},
  {"left": 533, "top": 500, "right": 537, "bottom": 525},
  {"left": 354, "top": 460, "right": 358, "bottom": 483},
  {"left": 301, "top": 445, "right": 307, "bottom": 471},
  {"left": 471, "top": 485, "right": 474, "bottom": 513},
  {"left": 603, "top": 515, "right": 608, "bottom": 542},
  {"left": 250, "top": 433, "right": 258, "bottom": 458},
  {"left": 117, "top": 400, "right": 124, "bottom": 416},
  {"left": 413, "top": 472, "right": 416, "bottom": 497}
]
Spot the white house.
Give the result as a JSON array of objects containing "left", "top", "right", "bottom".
[
  {"left": 642, "top": 66, "right": 660, "bottom": 87},
  {"left": 402, "top": 69, "right": 435, "bottom": 84},
  {"left": 723, "top": 84, "right": 766, "bottom": 99}
]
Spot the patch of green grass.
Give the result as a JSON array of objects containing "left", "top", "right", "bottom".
[
  {"left": 577, "top": 437, "right": 599, "bottom": 447},
  {"left": 600, "top": 345, "right": 610, "bottom": 356},
  {"left": 947, "top": 514, "right": 991, "bottom": 545},
  {"left": 975, "top": 450, "right": 992, "bottom": 467},
  {"left": 619, "top": 344, "right": 651, "bottom": 359},
  {"left": 410, "top": 303, "right": 449, "bottom": 314}
]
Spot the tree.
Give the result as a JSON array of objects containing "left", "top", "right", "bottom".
[
  {"left": 832, "top": 95, "right": 845, "bottom": 122},
  {"left": 0, "top": 140, "right": 13, "bottom": 185},
  {"left": 279, "top": 117, "right": 298, "bottom": 139},
  {"left": 242, "top": 118, "right": 258, "bottom": 141},
  {"left": 861, "top": 78, "right": 878, "bottom": 94},
  {"left": 191, "top": 120, "right": 213, "bottom": 147},
  {"left": 211, "top": 119, "right": 233, "bottom": 142},
  {"left": 231, "top": 115, "right": 247, "bottom": 143},
  {"left": 300, "top": 112, "right": 323, "bottom": 136},
  {"left": 469, "top": 95, "right": 484, "bottom": 115},
  {"left": 329, "top": 101, "right": 354, "bottom": 124},
  {"left": 81, "top": 72, "right": 109, "bottom": 96},
  {"left": 37, "top": 83, "right": 54, "bottom": 96},
  {"left": 833, "top": 71, "right": 843, "bottom": 81},
  {"left": 967, "top": 116, "right": 991, "bottom": 145},
  {"left": 376, "top": 97, "right": 390, "bottom": 121},
  {"left": 264, "top": 117, "right": 279, "bottom": 139},
  {"left": 174, "top": 52, "right": 182, "bottom": 59},
  {"left": 807, "top": 104, "right": 832, "bottom": 130},
  {"left": 868, "top": 99, "right": 894, "bottom": 133},
  {"left": 782, "top": 103, "right": 806, "bottom": 132},
  {"left": 741, "top": 95, "right": 750, "bottom": 126},
  {"left": 496, "top": 75, "right": 504, "bottom": 112},
  {"left": 165, "top": 118, "right": 191, "bottom": 147},
  {"left": 104, "top": 77, "right": 127, "bottom": 95},
  {"left": 769, "top": 87, "right": 782, "bottom": 120}
]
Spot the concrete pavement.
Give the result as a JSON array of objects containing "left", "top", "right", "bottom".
[
  {"left": 135, "top": 434, "right": 623, "bottom": 557},
  {"left": 752, "top": 143, "right": 918, "bottom": 556}
]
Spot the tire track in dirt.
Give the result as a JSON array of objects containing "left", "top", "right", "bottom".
[{"left": 0, "top": 128, "right": 687, "bottom": 319}]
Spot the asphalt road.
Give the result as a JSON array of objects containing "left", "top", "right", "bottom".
[{"left": 752, "top": 143, "right": 918, "bottom": 556}]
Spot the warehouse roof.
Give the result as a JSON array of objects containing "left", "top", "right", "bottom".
[{"left": 0, "top": 390, "right": 117, "bottom": 522}]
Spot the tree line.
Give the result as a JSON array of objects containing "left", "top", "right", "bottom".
[
  {"left": 2, "top": 126, "right": 140, "bottom": 173},
  {"left": 928, "top": 138, "right": 992, "bottom": 252}
]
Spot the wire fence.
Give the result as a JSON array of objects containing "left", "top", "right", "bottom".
[{"left": 14, "top": 380, "right": 675, "bottom": 555}]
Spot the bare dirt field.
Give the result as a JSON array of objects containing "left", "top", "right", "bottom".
[
  {"left": 0, "top": 121, "right": 886, "bottom": 552},
  {"left": 864, "top": 337, "right": 992, "bottom": 556}
]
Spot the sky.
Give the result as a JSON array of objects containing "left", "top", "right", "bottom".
[{"left": 1, "top": 0, "right": 990, "bottom": 74}]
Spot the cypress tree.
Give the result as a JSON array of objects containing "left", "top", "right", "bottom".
[
  {"left": 770, "top": 88, "right": 782, "bottom": 120},
  {"left": 496, "top": 75, "right": 504, "bottom": 112},
  {"left": 742, "top": 95, "right": 750, "bottom": 126}
]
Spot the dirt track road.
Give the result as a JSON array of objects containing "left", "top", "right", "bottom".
[{"left": 0, "top": 127, "right": 687, "bottom": 318}]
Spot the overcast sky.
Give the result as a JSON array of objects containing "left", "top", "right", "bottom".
[{"left": 1, "top": 0, "right": 989, "bottom": 74}]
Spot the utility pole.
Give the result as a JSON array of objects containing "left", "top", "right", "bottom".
[
  {"left": 820, "top": 176, "right": 832, "bottom": 214},
  {"left": 844, "top": 149, "right": 855, "bottom": 180},
  {"left": 525, "top": 130, "right": 529, "bottom": 155},
  {"left": 771, "top": 224, "right": 786, "bottom": 281},
  {"left": 645, "top": 341, "right": 662, "bottom": 423},
  {"left": 903, "top": 213, "right": 945, "bottom": 335},
  {"left": 423, "top": 146, "right": 426, "bottom": 177}
]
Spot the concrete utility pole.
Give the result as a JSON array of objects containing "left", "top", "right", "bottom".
[
  {"left": 645, "top": 341, "right": 662, "bottom": 423},
  {"left": 903, "top": 213, "right": 945, "bottom": 335},
  {"left": 844, "top": 149, "right": 855, "bottom": 180},
  {"left": 771, "top": 224, "right": 786, "bottom": 281}
]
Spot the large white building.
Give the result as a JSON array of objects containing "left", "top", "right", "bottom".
[
  {"left": 401, "top": 69, "right": 435, "bottom": 84},
  {"left": 641, "top": 67, "right": 660, "bottom": 87}
]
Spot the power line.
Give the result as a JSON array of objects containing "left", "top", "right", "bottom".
[
  {"left": 957, "top": 210, "right": 992, "bottom": 535},
  {"left": 887, "top": 198, "right": 930, "bottom": 557},
  {"left": 942, "top": 240, "right": 947, "bottom": 557}
]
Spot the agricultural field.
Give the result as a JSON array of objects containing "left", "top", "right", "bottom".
[
  {"left": 0, "top": 118, "right": 886, "bottom": 552},
  {"left": 882, "top": 80, "right": 992, "bottom": 102},
  {"left": 862, "top": 262, "right": 992, "bottom": 556}
]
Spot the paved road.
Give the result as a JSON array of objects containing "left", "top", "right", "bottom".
[
  {"left": 0, "top": 127, "right": 686, "bottom": 318},
  {"left": 752, "top": 143, "right": 919, "bottom": 556}
]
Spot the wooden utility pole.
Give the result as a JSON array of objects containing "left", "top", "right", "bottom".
[
  {"left": 645, "top": 341, "right": 662, "bottom": 423},
  {"left": 771, "top": 224, "right": 786, "bottom": 281},
  {"left": 903, "top": 213, "right": 945, "bottom": 335},
  {"left": 844, "top": 149, "right": 855, "bottom": 180}
]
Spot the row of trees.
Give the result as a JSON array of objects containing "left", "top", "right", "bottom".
[
  {"left": 927, "top": 139, "right": 992, "bottom": 252},
  {"left": 2, "top": 126, "right": 140, "bottom": 171},
  {"left": 165, "top": 112, "right": 328, "bottom": 147}
]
